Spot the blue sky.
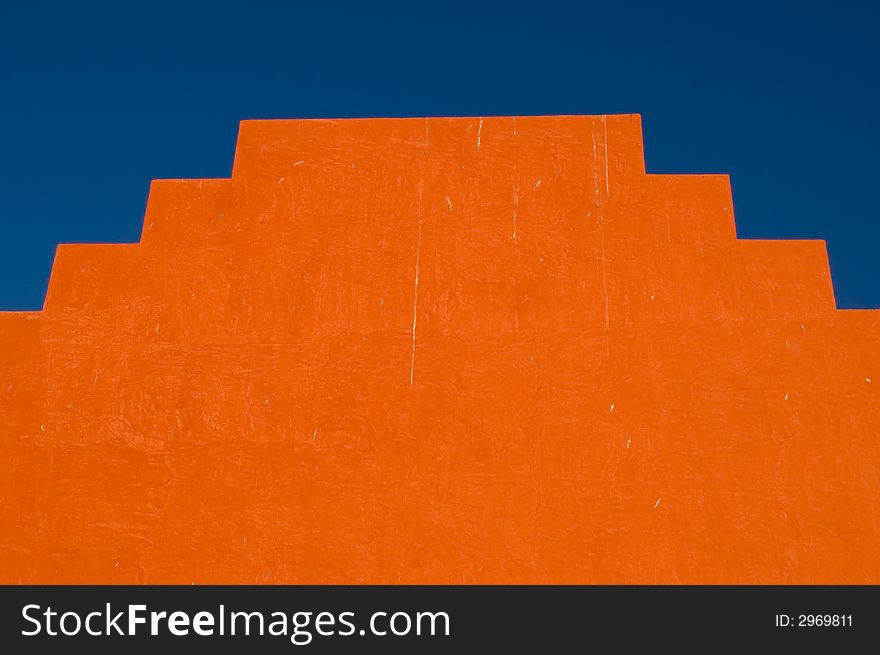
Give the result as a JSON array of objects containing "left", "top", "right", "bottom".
[{"left": 1, "top": 0, "right": 877, "bottom": 308}]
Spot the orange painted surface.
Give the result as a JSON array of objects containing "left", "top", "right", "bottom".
[{"left": 1, "top": 115, "right": 879, "bottom": 584}]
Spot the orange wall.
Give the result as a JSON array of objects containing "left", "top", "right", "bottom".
[{"left": 1, "top": 115, "right": 878, "bottom": 583}]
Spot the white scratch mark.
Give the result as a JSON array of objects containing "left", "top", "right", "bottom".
[
  {"left": 535, "top": 179, "right": 541, "bottom": 188},
  {"left": 593, "top": 130, "right": 611, "bottom": 351},
  {"left": 264, "top": 398, "right": 269, "bottom": 405},
  {"left": 800, "top": 324, "right": 806, "bottom": 333},
  {"left": 294, "top": 160, "right": 305, "bottom": 166},
  {"left": 410, "top": 119, "right": 429, "bottom": 390},
  {"left": 476, "top": 119, "right": 483, "bottom": 151},
  {"left": 264, "top": 571, "right": 271, "bottom": 582},
  {"left": 784, "top": 394, "right": 789, "bottom": 400},
  {"left": 312, "top": 428, "right": 317, "bottom": 442},
  {"left": 602, "top": 115, "right": 610, "bottom": 195},
  {"left": 445, "top": 195, "right": 453, "bottom": 212},
  {"left": 626, "top": 436, "right": 631, "bottom": 448},
  {"left": 592, "top": 134, "right": 601, "bottom": 209},
  {"left": 610, "top": 403, "right": 615, "bottom": 413},
  {"left": 147, "top": 223, "right": 153, "bottom": 231},
  {"left": 654, "top": 497, "right": 662, "bottom": 509},
  {"left": 513, "top": 185, "right": 519, "bottom": 244},
  {"left": 115, "top": 561, "right": 119, "bottom": 568},
  {"left": 867, "top": 378, "right": 872, "bottom": 383}
]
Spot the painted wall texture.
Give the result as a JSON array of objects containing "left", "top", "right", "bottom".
[{"left": 1, "top": 115, "right": 878, "bottom": 584}]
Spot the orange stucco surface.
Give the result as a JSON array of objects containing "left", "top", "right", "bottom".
[{"left": 1, "top": 115, "right": 878, "bottom": 584}]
